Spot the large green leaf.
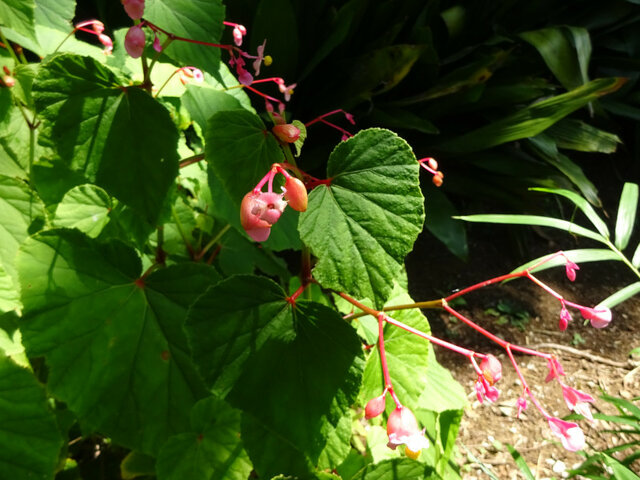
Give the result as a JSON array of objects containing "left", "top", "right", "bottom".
[
  {"left": 156, "top": 396, "right": 252, "bottom": 480},
  {"left": 520, "top": 26, "right": 591, "bottom": 91},
  {"left": 182, "top": 85, "right": 244, "bottom": 133},
  {"left": 360, "top": 284, "right": 431, "bottom": 410},
  {"left": 0, "top": 175, "right": 45, "bottom": 306},
  {"left": 439, "top": 77, "right": 626, "bottom": 153},
  {"left": 52, "top": 184, "right": 112, "bottom": 238},
  {"left": 18, "top": 230, "right": 220, "bottom": 454},
  {"left": 0, "top": 354, "right": 63, "bottom": 480},
  {"left": 34, "top": 54, "right": 179, "bottom": 223},
  {"left": 351, "top": 458, "right": 437, "bottom": 480},
  {"left": 299, "top": 129, "right": 424, "bottom": 307},
  {"left": 206, "top": 109, "right": 283, "bottom": 203},
  {"left": 144, "top": 0, "right": 225, "bottom": 77},
  {"left": 228, "top": 301, "right": 364, "bottom": 478},
  {"left": 0, "top": 0, "right": 36, "bottom": 42},
  {"left": 185, "top": 275, "right": 292, "bottom": 395},
  {"left": 0, "top": 105, "right": 30, "bottom": 178},
  {"left": 615, "top": 182, "right": 639, "bottom": 250}
]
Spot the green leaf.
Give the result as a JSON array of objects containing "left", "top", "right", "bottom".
[
  {"left": 182, "top": 85, "right": 244, "bottom": 133},
  {"left": 206, "top": 109, "right": 283, "bottom": 203},
  {"left": 602, "top": 454, "right": 640, "bottom": 480},
  {"left": 0, "top": 0, "right": 36, "bottom": 42},
  {"left": 292, "top": 119, "right": 307, "bottom": 157},
  {"left": 0, "top": 104, "right": 30, "bottom": 178},
  {"left": 228, "top": 301, "right": 364, "bottom": 478},
  {"left": 546, "top": 119, "right": 621, "bottom": 153},
  {"left": 615, "top": 183, "right": 639, "bottom": 250},
  {"left": 185, "top": 275, "right": 292, "bottom": 396},
  {"left": 0, "top": 354, "right": 63, "bottom": 480},
  {"left": 0, "top": 263, "right": 20, "bottom": 313},
  {"left": 360, "top": 283, "right": 431, "bottom": 410},
  {"left": 53, "top": 184, "right": 112, "bottom": 238},
  {"left": 423, "top": 184, "right": 467, "bottom": 260},
  {"left": 505, "top": 444, "right": 535, "bottom": 480},
  {"left": 0, "top": 175, "right": 46, "bottom": 302},
  {"left": 529, "top": 187, "right": 609, "bottom": 237},
  {"left": 633, "top": 241, "right": 640, "bottom": 268},
  {"left": 417, "top": 346, "right": 467, "bottom": 412},
  {"left": 456, "top": 214, "right": 607, "bottom": 244},
  {"left": 144, "top": 0, "right": 225, "bottom": 77},
  {"left": 369, "top": 108, "right": 439, "bottom": 135},
  {"left": 351, "top": 458, "right": 437, "bottom": 480},
  {"left": 439, "top": 77, "right": 626, "bottom": 153},
  {"left": 34, "top": 54, "right": 179, "bottom": 223},
  {"left": 598, "top": 282, "right": 640, "bottom": 309},
  {"left": 156, "top": 396, "right": 252, "bottom": 480},
  {"left": 299, "top": 129, "right": 424, "bottom": 307},
  {"left": 513, "top": 249, "right": 621, "bottom": 274},
  {"left": 520, "top": 26, "right": 591, "bottom": 91},
  {"left": 121, "top": 451, "right": 156, "bottom": 480},
  {"left": 18, "top": 230, "right": 221, "bottom": 454},
  {"left": 528, "top": 135, "right": 601, "bottom": 207}
]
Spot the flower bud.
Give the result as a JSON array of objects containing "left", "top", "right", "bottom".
[
  {"left": 480, "top": 354, "right": 502, "bottom": 385},
  {"left": 565, "top": 260, "right": 579, "bottom": 282},
  {"left": 284, "top": 177, "right": 307, "bottom": 212},
  {"left": 272, "top": 124, "right": 300, "bottom": 143},
  {"left": 559, "top": 306, "right": 571, "bottom": 331},
  {"left": 516, "top": 396, "right": 527, "bottom": 418},
  {"left": 122, "top": 0, "right": 145, "bottom": 20},
  {"left": 2, "top": 75, "right": 15, "bottom": 88},
  {"left": 364, "top": 394, "right": 386, "bottom": 419},
  {"left": 125, "top": 25, "right": 146, "bottom": 58},
  {"left": 386, "top": 406, "right": 429, "bottom": 453},
  {"left": 579, "top": 305, "right": 612, "bottom": 329},
  {"left": 432, "top": 172, "right": 444, "bottom": 187}
]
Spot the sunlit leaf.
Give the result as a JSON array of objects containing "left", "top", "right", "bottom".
[
  {"left": 513, "top": 249, "right": 621, "bottom": 274},
  {"left": 351, "top": 458, "right": 437, "bottom": 480},
  {"left": 615, "top": 182, "right": 639, "bottom": 250},
  {"left": 53, "top": 184, "right": 112, "bottom": 238},
  {"left": 598, "top": 282, "right": 640, "bottom": 309}
]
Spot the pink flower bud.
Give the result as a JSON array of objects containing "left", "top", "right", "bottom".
[
  {"left": 386, "top": 406, "right": 429, "bottom": 454},
  {"left": 545, "top": 356, "right": 565, "bottom": 383},
  {"left": 240, "top": 191, "right": 287, "bottom": 242},
  {"left": 98, "top": 34, "right": 113, "bottom": 55},
  {"left": 153, "top": 34, "right": 162, "bottom": 52},
  {"left": 432, "top": 172, "right": 444, "bottom": 187},
  {"left": 122, "top": 0, "right": 145, "bottom": 20},
  {"left": 561, "top": 384, "right": 595, "bottom": 421},
  {"left": 426, "top": 158, "right": 438, "bottom": 170},
  {"left": 284, "top": 177, "right": 307, "bottom": 212},
  {"left": 516, "top": 396, "right": 527, "bottom": 418},
  {"left": 565, "top": 260, "right": 579, "bottom": 282},
  {"left": 547, "top": 417, "right": 585, "bottom": 452},
  {"left": 559, "top": 306, "right": 571, "bottom": 331},
  {"left": 364, "top": 394, "right": 386, "bottom": 419},
  {"left": 480, "top": 354, "right": 502, "bottom": 385},
  {"left": 124, "top": 25, "right": 146, "bottom": 58},
  {"left": 579, "top": 305, "right": 612, "bottom": 329},
  {"left": 2, "top": 75, "right": 15, "bottom": 87},
  {"left": 272, "top": 124, "right": 301, "bottom": 144},
  {"left": 232, "top": 25, "right": 246, "bottom": 46}
]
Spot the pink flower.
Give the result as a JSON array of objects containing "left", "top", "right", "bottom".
[
  {"left": 561, "top": 384, "right": 595, "bottom": 421},
  {"left": 386, "top": 406, "right": 429, "bottom": 454},
  {"left": 579, "top": 305, "right": 612, "bottom": 329},
  {"left": 547, "top": 417, "right": 585, "bottom": 451},
  {"left": 240, "top": 191, "right": 287, "bottom": 242},
  {"left": 475, "top": 376, "right": 500, "bottom": 403},
  {"left": 480, "top": 354, "right": 502, "bottom": 385},
  {"left": 545, "top": 356, "right": 565, "bottom": 383},
  {"left": 565, "top": 259, "right": 579, "bottom": 282},
  {"left": 124, "top": 25, "right": 146, "bottom": 58},
  {"left": 179, "top": 67, "right": 204, "bottom": 85},
  {"left": 516, "top": 396, "right": 527, "bottom": 418},
  {"left": 122, "top": 0, "right": 145, "bottom": 20},
  {"left": 232, "top": 24, "right": 246, "bottom": 46},
  {"left": 365, "top": 393, "right": 386, "bottom": 419},
  {"left": 277, "top": 79, "right": 297, "bottom": 101},
  {"left": 153, "top": 33, "right": 162, "bottom": 52},
  {"left": 344, "top": 112, "right": 356, "bottom": 125},
  {"left": 559, "top": 306, "right": 571, "bottom": 331}
]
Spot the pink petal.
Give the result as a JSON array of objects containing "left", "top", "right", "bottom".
[{"left": 548, "top": 417, "right": 585, "bottom": 451}]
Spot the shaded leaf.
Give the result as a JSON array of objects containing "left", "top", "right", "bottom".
[
  {"left": 423, "top": 184, "right": 467, "bottom": 260},
  {"left": 546, "top": 119, "right": 621, "bottom": 153},
  {"left": 18, "top": 230, "right": 220, "bottom": 454},
  {"left": 182, "top": 85, "right": 245, "bottom": 133},
  {"left": 299, "top": 129, "right": 424, "bottom": 307},
  {"left": 0, "top": 354, "right": 63, "bottom": 480},
  {"left": 439, "top": 77, "right": 626, "bottom": 153},
  {"left": 351, "top": 458, "right": 437, "bottom": 480},
  {"left": 53, "top": 184, "right": 112, "bottom": 237}
]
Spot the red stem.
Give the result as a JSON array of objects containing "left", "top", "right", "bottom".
[{"left": 378, "top": 313, "right": 402, "bottom": 408}]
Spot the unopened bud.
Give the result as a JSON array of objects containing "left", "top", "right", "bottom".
[
  {"left": 480, "top": 354, "right": 502, "bottom": 385},
  {"left": 364, "top": 394, "right": 386, "bottom": 419},
  {"left": 283, "top": 177, "right": 307, "bottom": 212},
  {"left": 432, "top": 172, "right": 444, "bottom": 187},
  {"left": 427, "top": 158, "right": 438, "bottom": 170},
  {"left": 559, "top": 306, "right": 571, "bottom": 331},
  {"left": 2, "top": 75, "right": 15, "bottom": 87},
  {"left": 273, "top": 124, "right": 300, "bottom": 143},
  {"left": 124, "top": 25, "right": 146, "bottom": 58},
  {"left": 122, "top": 0, "right": 145, "bottom": 20}
]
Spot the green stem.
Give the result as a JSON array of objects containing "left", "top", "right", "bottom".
[
  {"left": 282, "top": 143, "right": 297, "bottom": 169},
  {"left": 154, "top": 69, "right": 179, "bottom": 98},
  {"left": 605, "top": 239, "right": 640, "bottom": 280},
  {"left": 196, "top": 224, "right": 230, "bottom": 261},
  {"left": 147, "top": 37, "right": 174, "bottom": 76},
  {"left": 0, "top": 28, "right": 20, "bottom": 64}
]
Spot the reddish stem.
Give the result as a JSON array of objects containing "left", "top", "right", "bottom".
[
  {"left": 145, "top": 20, "right": 233, "bottom": 52},
  {"left": 378, "top": 313, "right": 402, "bottom": 408},
  {"left": 305, "top": 109, "right": 354, "bottom": 127}
]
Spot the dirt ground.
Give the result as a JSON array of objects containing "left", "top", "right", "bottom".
[{"left": 406, "top": 223, "right": 640, "bottom": 479}]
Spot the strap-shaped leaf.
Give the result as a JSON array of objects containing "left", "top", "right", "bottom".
[
  {"left": 0, "top": 354, "right": 63, "bottom": 480},
  {"left": 18, "top": 230, "right": 220, "bottom": 454},
  {"left": 513, "top": 249, "right": 621, "bottom": 274},
  {"left": 456, "top": 214, "right": 607, "bottom": 244},
  {"left": 299, "top": 129, "right": 424, "bottom": 307},
  {"left": 615, "top": 182, "right": 639, "bottom": 250},
  {"left": 598, "top": 282, "right": 640, "bottom": 309},
  {"left": 530, "top": 187, "right": 609, "bottom": 237}
]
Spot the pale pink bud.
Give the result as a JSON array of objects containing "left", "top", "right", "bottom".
[
  {"left": 232, "top": 24, "right": 246, "bottom": 46},
  {"left": 432, "top": 172, "right": 444, "bottom": 187},
  {"left": 559, "top": 306, "right": 571, "bottom": 331},
  {"left": 122, "top": 0, "right": 145, "bottom": 20},
  {"left": 98, "top": 34, "right": 113, "bottom": 55},
  {"left": 153, "top": 34, "right": 162, "bottom": 52},
  {"left": 283, "top": 177, "right": 307, "bottom": 212},
  {"left": 426, "top": 158, "right": 438, "bottom": 170},
  {"left": 91, "top": 20, "right": 105, "bottom": 34},
  {"left": 480, "top": 354, "right": 502, "bottom": 385},
  {"left": 272, "top": 124, "right": 301, "bottom": 144},
  {"left": 545, "top": 356, "right": 565, "bottom": 383},
  {"left": 516, "top": 396, "right": 527, "bottom": 418},
  {"left": 579, "top": 305, "right": 612, "bottom": 329},
  {"left": 124, "top": 25, "right": 146, "bottom": 58},
  {"left": 364, "top": 394, "right": 386, "bottom": 419},
  {"left": 547, "top": 417, "right": 585, "bottom": 452},
  {"left": 344, "top": 112, "right": 355, "bottom": 125},
  {"left": 2, "top": 75, "right": 15, "bottom": 87},
  {"left": 386, "top": 407, "right": 429, "bottom": 453}
]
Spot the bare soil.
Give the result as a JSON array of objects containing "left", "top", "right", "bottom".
[{"left": 406, "top": 224, "right": 640, "bottom": 479}]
